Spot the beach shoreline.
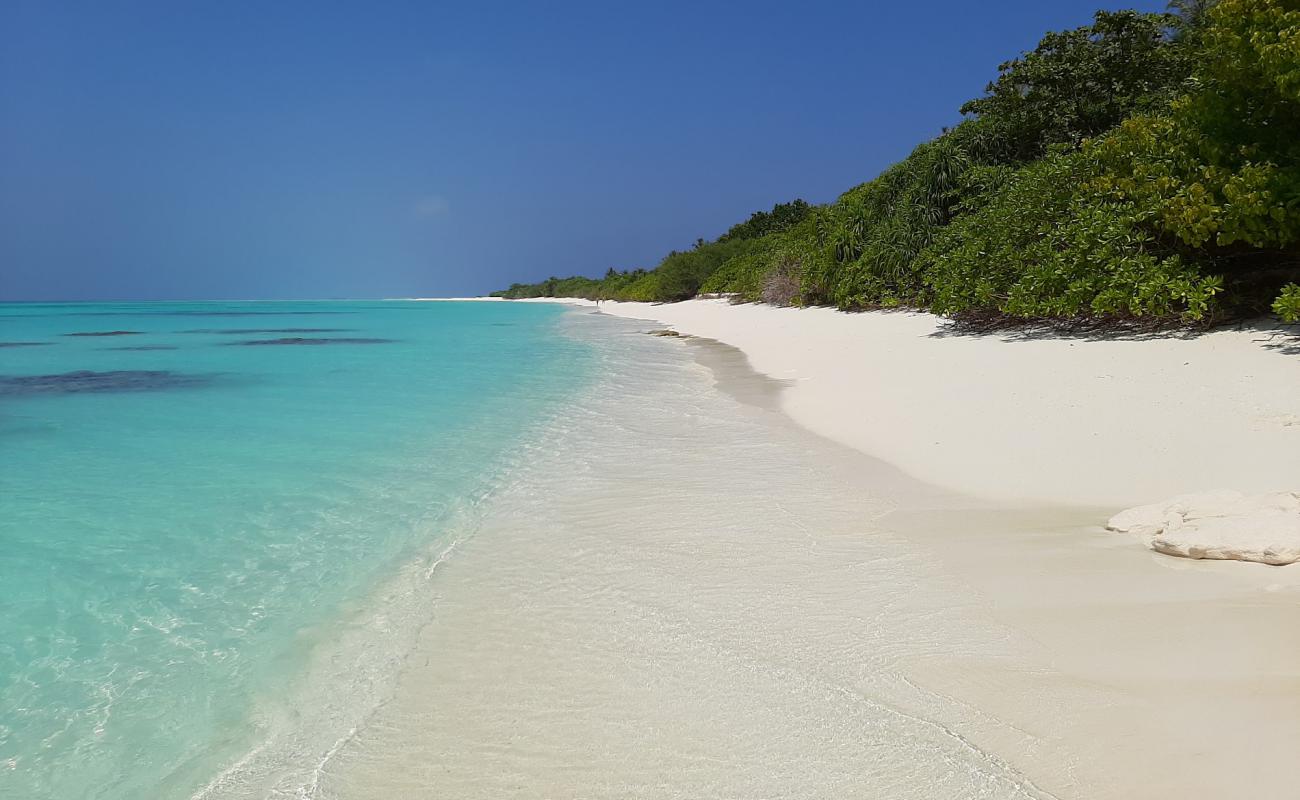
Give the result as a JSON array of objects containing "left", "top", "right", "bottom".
[
  {"left": 621, "top": 306, "right": 1300, "bottom": 798},
  {"left": 660, "top": 307, "right": 1300, "bottom": 800},
  {"left": 306, "top": 301, "right": 1300, "bottom": 799},
  {"left": 495, "top": 297, "right": 1300, "bottom": 510}
]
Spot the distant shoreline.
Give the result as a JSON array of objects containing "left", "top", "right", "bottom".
[{"left": 482, "top": 296, "right": 1299, "bottom": 509}]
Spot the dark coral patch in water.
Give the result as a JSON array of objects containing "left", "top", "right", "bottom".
[
  {"left": 103, "top": 345, "right": 179, "bottom": 351},
  {"left": 0, "top": 370, "right": 214, "bottom": 397},
  {"left": 164, "top": 311, "right": 354, "bottom": 317},
  {"left": 62, "top": 310, "right": 356, "bottom": 317},
  {"left": 180, "top": 328, "right": 355, "bottom": 334},
  {"left": 64, "top": 331, "right": 142, "bottom": 337},
  {"left": 0, "top": 342, "right": 55, "bottom": 348},
  {"left": 225, "top": 337, "right": 396, "bottom": 346}
]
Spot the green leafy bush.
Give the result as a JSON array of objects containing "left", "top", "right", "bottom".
[
  {"left": 700, "top": 236, "right": 780, "bottom": 299},
  {"left": 703, "top": 215, "right": 827, "bottom": 303},
  {"left": 920, "top": 150, "right": 1224, "bottom": 320},
  {"left": 1275, "top": 283, "right": 1300, "bottom": 322},
  {"left": 1085, "top": 0, "right": 1300, "bottom": 313},
  {"left": 960, "top": 10, "right": 1194, "bottom": 163},
  {"left": 717, "top": 200, "right": 813, "bottom": 243}
]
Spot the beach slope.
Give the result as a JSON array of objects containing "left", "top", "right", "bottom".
[{"left": 573, "top": 298, "right": 1300, "bottom": 508}]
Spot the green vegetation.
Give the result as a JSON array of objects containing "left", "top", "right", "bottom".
[
  {"left": 495, "top": 1, "right": 1300, "bottom": 327},
  {"left": 1278, "top": 284, "right": 1300, "bottom": 323}
]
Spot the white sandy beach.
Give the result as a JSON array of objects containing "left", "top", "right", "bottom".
[
  {"left": 545, "top": 297, "right": 1300, "bottom": 508},
  {"left": 304, "top": 301, "right": 1300, "bottom": 800}
]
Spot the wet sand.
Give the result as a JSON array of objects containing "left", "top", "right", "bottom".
[{"left": 307, "top": 309, "right": 1300, "bottom": 799}]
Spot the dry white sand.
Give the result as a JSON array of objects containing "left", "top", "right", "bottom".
[{"left": 557, "top": 297, "right": 1300, "bottom": 508}]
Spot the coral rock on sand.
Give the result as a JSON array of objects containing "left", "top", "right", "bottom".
[{"left": 1108, "top": 491, "right": 1300, "bottom": 566}]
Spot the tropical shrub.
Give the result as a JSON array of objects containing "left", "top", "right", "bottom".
[
  {"left": 717, "top": 200, "right": 813, "bottom": 243},
  {"left": 704, "top": 214, "right": 828, "bottom": 303},
  {"left": 920, "top": 149, "right": 1223, "bottom": 320},
  {"left": 1085, "top": 0, "right": 1300, "bottom": 312},
  {"left": 1275, "top": 283, "right": 1300, "bottom": 322},
  {"left": 648, "top": 238, "right": 758, "bottom": 301},
  {"left": 700, "top": 235, "right": 779, "bottom": 299},
  {"left": 960, "top": 10, "right": 1195, "bottom": 163}
]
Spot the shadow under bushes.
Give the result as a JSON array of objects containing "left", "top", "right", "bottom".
[
  {"left": 928, "top": 309, "right": 1300, "bottom": 355},
  {"left": 1254, "top": 328, "right": 1300, "bottom": 356}
]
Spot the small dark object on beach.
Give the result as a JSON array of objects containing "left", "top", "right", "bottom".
[
  {"left": 226, "top": 337, "right": 396, "bottom": 346},
  {"left": 0, "top": 370, "right": 214, "bottom": 397},
  {"left": 0, "top": 342, "right": 54, "bottom": 348},
  {"left": 64, "top": 331, "right": 142, "bottom": 337},
  {"left": 647, "top": 329, "right": 689, "bottom": 338}
]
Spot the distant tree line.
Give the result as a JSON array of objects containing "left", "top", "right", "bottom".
[{"left": 495, "top": 0, "right": 1300, "bottom": 325}]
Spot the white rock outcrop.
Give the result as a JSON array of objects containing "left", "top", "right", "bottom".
[{"left": 1107, "top": 490, "right": 1300, "bottom": 566}]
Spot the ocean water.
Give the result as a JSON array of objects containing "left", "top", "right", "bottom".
[
  {"left": 5, "top": 300, "right": 1074, "bottom": 799},
  {"left": 0, "top": 300, "right": 595, "bottom": 800}
]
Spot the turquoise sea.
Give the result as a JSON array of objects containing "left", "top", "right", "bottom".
[{"left": 0, "top": 300, "right": 594, "bottom": 800}]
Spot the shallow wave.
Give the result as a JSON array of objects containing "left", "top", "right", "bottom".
[
  {"left": 180, "top": 314, "right": 611, "bottom": 800},
  {"left": 201, "top": 309, "right": 1063, "bottom": 800},
  {"left": 0, "top": 301, "right": 592, "bottom": 800}
]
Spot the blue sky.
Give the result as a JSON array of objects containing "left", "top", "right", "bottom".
[{"left": 0, "top": 0, "right": 1167, "bottom": 300}]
